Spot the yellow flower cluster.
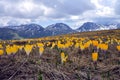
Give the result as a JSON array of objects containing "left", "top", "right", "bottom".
[
  {"left": 97, "top": 44, "right": 108, "bottom": 50},
  {"left": 6, "top": 45, "right": 19, "bottom": 55},
  {"left": 0, "top": 32, "right": 120, "bottom": 57}
]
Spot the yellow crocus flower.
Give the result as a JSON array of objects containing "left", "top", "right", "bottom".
[
  {"left": 17, "top": 45, "right": 24, "bottom": 50},
  {"left": 51, "top": 42, "right": 56, "bottom": 49},
  {"left": 61, "top": 52, "right": 68, "bottom": 64},
  {"left": 64, "top": 41, "right": 71, "bottom": 48},
  {"left": 57, "top": 43, "right": 64, "bottom": 48},
  {"left": 92, "top": 40, "right": 98, "bottom": 47},
  {"left": 80, "top": 44, "right": 85, "bottom": 50},
  {"left": 101, "top": 44, "right": 108, "bottom": 51},
  {"left": 39, "top": 47, "right": 44, "bottom": 55},
  {"left": 117, "top": 45, "right": 120, "bottom": 51},
  {"left": 75, "top": 43, "right": 79, "bottom": 48},
  {"left": 0, "top": 44, "right": 3, "bottom": 48},
  {"left": 0, "top": 50, "right": 3, "bottom": 56},
  {"left": 12, "top": 45, "right": 19, "bottom": 53},
  {"left": 92, "top": 52, "right": 98, "bottom": 61},
  {"left": 24, "top": 45, "right": 33, "bottom": 55},
  {"left": 47, "top": 42, "right": 51, "bottom": 46},
  {"left": 84, "top": 42, "right": 91, "bottom": 49},
  {"left": 37, "top": 43, "right": 44, "bottom": 47},
  {"left": 6, "top": 46, "right": 12, "bottom": 55}
]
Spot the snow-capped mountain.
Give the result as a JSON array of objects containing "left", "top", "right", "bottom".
[
  {"left": 46, "top": 23, "right": 73, "bottom": 31},
  {"left": 77, "top": 22, "right": 119, "bottom": 32},
  {"left": 7, "top": 24, "right": 44, "bottom": 31},
  {"left": 45, "top": 23, "right": 75, "bottom": 36},
  {"left": 0, "top": 23, "right": 75, "bottom": 40},
  {"left": 6, "top": 24, "right": 45, "bottom": 38},
  {"left": 116, "top": 24, "right": 120, "bottom": 28},
  {"left": 0, "top": 22, "right": 120, "bottom": 40},
  {"left": 77, "top": 22, "right": 101, "bottom": 32}
]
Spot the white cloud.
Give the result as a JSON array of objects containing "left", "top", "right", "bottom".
[
  {"left": 0, "top": 0, "right": 119, "bottom": 28},
  {"left": 18, "top": 1, "right": 38, "bottom": 13},
  {"left": 0, "top": 17, "right": 10, "bottom": 26},
  {"left": 0, "top": 17, "right": 31, "bottom": 26},
  {"left": 96, "top": 7, "right": 114, "bottom": 17},
  {"left": 91, "top": 0, "right": 115, "bottom": 17},
  {"left": 115, "top": 0, "right": 120, "bottom": 15},
  {"left": 70, "top": 16, "right": 79, "bottom": 20},
  {"left": 71, "top": 18, "right": 93, "bottom": 29}
]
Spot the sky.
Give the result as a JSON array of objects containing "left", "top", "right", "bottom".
[{"left": 0, "top": 0, "right": 119, "bottom": 29}]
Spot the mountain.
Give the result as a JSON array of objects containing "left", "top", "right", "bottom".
[
  {"left": 1, "top": 22, "right": 120, "bottom": 40},
  {"left": 117, "top": 24, "right": 120, "bottom": 28},
  {"left": 45, "top": 23, "right": 75, "bottom": 36},
  {"left": 0, "top": 23, "right": 75, "bottom": 40},
  {"left": 7, "top": 24, "right": 44, "bottom": 31},
  {"left": 77, "top": 22, "right": 101, "bottom": 32},
  {"left": 0, "top": 28, "right": 22, "bottom": 40},
  {"left": 6, "top": 24, "right": 46, "bottom": 38},
  {"left": 46, "top": 23, "right": 72, "bottom": 31},
  {"left": 17, "top": 24, "right": 45, "bottom": 38},
  {"left": 77, "top": 22, "right": 119, "bottom": 32}
]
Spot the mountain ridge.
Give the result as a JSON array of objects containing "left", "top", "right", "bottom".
[
  {"left": 77, "top": 22, "right": 120, "bottom": 32},
  {"left": 0, "top": 22, "right": 120, "bottom": 40},
  {"left": 0, "top": 23, "right": 75, "bottom": 40}
]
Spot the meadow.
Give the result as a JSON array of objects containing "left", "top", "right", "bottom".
[{"left": 0, "top": 29, "right": 120, "bottom": 80}]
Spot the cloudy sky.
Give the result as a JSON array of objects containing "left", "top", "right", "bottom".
[{"left": 0, "top": 0, "right": 119, "bottom": 29}]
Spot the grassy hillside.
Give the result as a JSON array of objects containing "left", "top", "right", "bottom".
[{"left": 0, "top": 29, "right": 120, "bottom": 80}]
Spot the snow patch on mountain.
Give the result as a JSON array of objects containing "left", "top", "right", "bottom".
[{"left": 77, "top": 22, "right": 119, "bottom": 32}]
